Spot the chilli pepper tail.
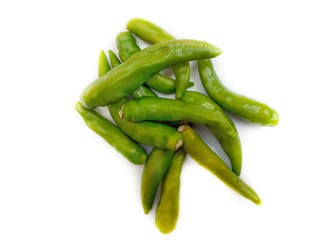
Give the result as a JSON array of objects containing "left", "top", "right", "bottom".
[
  {"left": 178, "top": 125, "right": 261, "bottom": 205},
  {"left": 143, "top": 201, "right": 153, "bottom": 215},
  {"left": 266, "top": 109, "right": 279, "bottom": 126},
  {"left": 98, "top": 49, "right": 111, "bottom": 77}
]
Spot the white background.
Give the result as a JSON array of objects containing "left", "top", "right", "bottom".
[{"left": 1, "top": 0, "right": 320, "bottom": 239}]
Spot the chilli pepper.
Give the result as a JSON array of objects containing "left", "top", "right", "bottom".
[
  {"left": 127, "top": 18, "right": 191, "bottom": 99},
  {"left": 141, "top": 148, "right": 175, "bottom": 214},
  {"left": 155, "top": 148, "right": 186, "bottom": 234},
  {"left": 107, "top": 49, "right": 157, "bottom": 99},
  {"left": 102, "top": 51, "right": 182, "bottom": 151},
  {"left": 116, "top": 31, "right": 193, "bottom": 94},
  {"left": 104, "top": 49, "right": 178, "bottom": 217},
  {"left": 80, "top": 39, "right": 221, "bottom": 108},
  {"left": 108, "top": 98, "right": 183, "bottom": 151},
  {"left": 180, "top": 91, "right": 242, "bottom": 176},
  {"left": 108, "top": 49, "right": 121, "bottom": 68},
  {"left": 121, "top": 98, "right": 239, "bottom": 163},
  {"left": 178, "top": 125, "right": 261, "bottom": 204},
  {"left": 198, "top": 59, "right": 279, "bottom": 126},
  {"left": 75, "top": 102, "right": 147, "bottom": 165},
  {"left": 98, "top": 50, "right": 111, "bottom": 77}
]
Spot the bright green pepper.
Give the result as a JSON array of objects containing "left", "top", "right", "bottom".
[
  {"left": 105, "top": 48, "right": 178, "bottom": 217},
  {"left": 103, "top": 51, "right": 182, "bottom": 150},
  {"left": 108, "top": 49, "right": 121, "bottom": 68},
  {"left": 75, "top": 102, "right": 147, "bottom": 165},
  {"left": 146, "top": 74, "right": 193, "bottom": 94},
  {"left": 127, "top": 18, "right": 175, "bottom": 44},
  {"left": 178, "top": 125, "right": 261, "bottom": 205},
  {"left": 155, "top": 148, "right": 186, "bottom": 234},
  {"left": 80, "top": 39, "right": 221, "bottom": 108},
  {"left": 141, "top": 148, "right": 175, "bottom": 214},
  {"left": 180, "top": 91, "right": 242, "bottom": 176},
  {"left": 107, "top": 49, "right": 157, "bottom": 99},
  {"left": 116, "top": 31, "right": 193, "bottom": 94},
  {"left": 198, "top": 59, "right": 279, "bottom": 126},
  {"left": 172, "top": 63, "right": 191, "bottom": 99},
  {"left": 108, "top": 99, "right": 183, "bottom": 151},
  {"left": 121, "top": 98, "right": 239, "bottom": 158},
  {"left": 130, "top": 85, "right": 157, "bottom": 99},
  {"left": 127, "top": 18, "right": 191, "bottom": 99},
  {"left": 98, "top": 50, "right": 111, "bottom": 77}
]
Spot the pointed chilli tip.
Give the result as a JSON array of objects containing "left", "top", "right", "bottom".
[
  {"left": 213, "top": 45, "right": 222, "bottom": 57},
  {"left": 255, "top": 196, "right": 262, "bottom": 205},
  {"left": 143, "top": 205, "right": 151, "bottom": 215},
  {"left": 99, "top": 49, "right": 106, "bottom": 56},
  {"left": 269, "top": 110, "right": 279, "bottom": 126}
]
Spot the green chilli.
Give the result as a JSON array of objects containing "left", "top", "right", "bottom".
[
  {"left": 81, "top": 39, "right": 221, "bottom": 108},
  {"left": 180, "top": 91, "right": 242, "bottom": 176},
  {"left": 108, "top": 98, "right": 183, "bottom": 151},
  {"left": 178, "top": 125, "right": 261, "bottom": 205},
  {"left": 121, "top": 98, "right": 239, "bottom": 160},
  {"left": 141, "top": 148, "right": 175, "bottom": 214},
  {"left": 127, "top": 18, "right": 191, "bottom": 99},
  {"left": 75, "top": 102, "right": 147, "bottom": 165},
  {"left": 198, "top": 59, "right": 279, "bottom": 126},
  {"left": 107, "top": 49, "right": 157, "bottom": 99},
  {"left": 116, "top": 31, "right": 193, "bottom": 94},
  {"left": 155, "top": 148, "right": 186, "bottom": 234},
  {"left": 98, "top": 50, "right": 111, "bottom": 77},
  {"left": 108, "top": 49, "right": 121, "bottom": 68}
]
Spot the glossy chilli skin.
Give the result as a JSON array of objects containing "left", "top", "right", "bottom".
[
  {"left": 181, "top": 91, "right": 242, "bottom": 176},
  {"left": 81, "top": 39, "right": 221, "bottom": 108},
  {"left": 198, "top": 59, "right": 279, "bottom": 126},
  {"left": 108, "top": 98, "right": 183, "bottom": 151},
  {"left": 75, "top": 102, "right": 147, "bottom": 165},
  {"left": 178, "top": 125, "right": 261, "bottom": 205},
  {"left": 121, "top": 97, "right": 239, "bottom": 164},
  {"left": 107, "top": 49, "right": 157, "bottom": 99},
  {"left": 107, "top": 49, "right": 121, "bottom": 68},
  {"left": 127, "top": 18, "right": 191, "bottom": 99},
  {"left": 141, "top": 149, "right": 175, "bottom": 214},
  {"left": 98, "top": 50, "right": 110, "bottom": 77},
  {"left": 116, "top": 31, "right": 193, "bottom": 94},
  {"left": 127, "top": 18, "right": 175, "bottom": 44},
  {"left": 155, "top": 148, "right": 186, "bottom": 234},
  {"left": 103, "top": 50, "right": 183, "bottom": 150}
]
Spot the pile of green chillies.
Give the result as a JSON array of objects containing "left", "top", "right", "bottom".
[{"left": 76, "top": 18, "right": 279, "bottom": 234}]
